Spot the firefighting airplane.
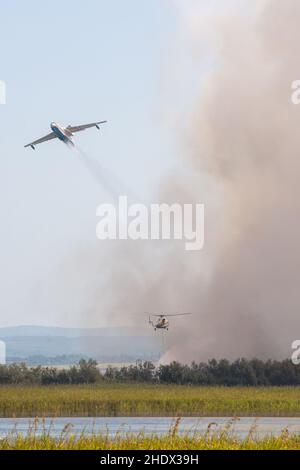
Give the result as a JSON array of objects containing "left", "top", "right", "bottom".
[
  {"left": 24, "top": 121, "right": 107, "bottom": 150},
  {"left": 148, "top": 313, "right": 192, "bottom": 331}
]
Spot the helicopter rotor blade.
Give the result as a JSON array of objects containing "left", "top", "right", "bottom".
[
  {"left": 145, "top": 313, "right": 164, "bottom": 317},
  {"left": 162, "top": 313, "right": 192, "bottom": 317},
  {"left": 146, "top": 312, "right": 192, "bottom": 317}
]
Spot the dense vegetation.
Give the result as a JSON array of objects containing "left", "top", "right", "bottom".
[
  {"left": 0, "top": 358, "right": 300, "bottom": 386},
  {"left": 107, "top": 359, "right": 300, "bottom": 386}
]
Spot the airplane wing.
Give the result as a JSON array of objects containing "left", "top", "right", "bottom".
[
  {"left": 67, "top": 121, "right": 107, "bottom": 133},
  {"left": 24, "top": 132, "right": 57, "bottom": 149}
]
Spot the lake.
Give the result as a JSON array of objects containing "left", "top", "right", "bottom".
[{"left": 0, "top": 416, "right": 300, "bottom": 439}]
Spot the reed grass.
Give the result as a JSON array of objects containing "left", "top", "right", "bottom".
[{"left": 0, "top": 384, "right": 299, "bottom": 417}]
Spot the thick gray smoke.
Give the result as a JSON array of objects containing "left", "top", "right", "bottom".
[
  {"left": 160, "top": 0, "right": 300, "bottom": 361},
  {"left": 53, "top": 0, "right": 300, "bottom": 361}
]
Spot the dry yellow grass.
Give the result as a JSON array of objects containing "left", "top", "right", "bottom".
[{"left": 0, "top": 384, "right": 299, "bottom": 417}]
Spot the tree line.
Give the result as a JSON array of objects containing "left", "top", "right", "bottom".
[{"left": 0, "top": 358, "right": 300, "bottom": 386}]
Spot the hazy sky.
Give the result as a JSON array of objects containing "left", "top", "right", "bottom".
[
  {"left": 2, "top": 0, "right": 295, "bottom": 363},
  {"left": 0, "top": 0, "right": 198, "bottom": 327}
]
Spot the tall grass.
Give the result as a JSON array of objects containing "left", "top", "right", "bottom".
[{"left": 0, "top": 384, "right": 300, "bottom": 417}]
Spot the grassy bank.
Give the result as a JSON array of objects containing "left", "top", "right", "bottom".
[
  {"left": 0, "top": 384, "right": 300, "bottom": 417},
  {"left": 2, "top": 435, "right": 300, "bottom": 450}
]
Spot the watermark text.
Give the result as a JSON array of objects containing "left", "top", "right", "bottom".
[
  {"left": 96, "top": 196, "right": 205, "bottom": 251},
  {"left": 0, "top": 81, "right": 6, "bottom": 104}
]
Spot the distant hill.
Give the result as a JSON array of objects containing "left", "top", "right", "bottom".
[
  {"left": 0, "top": 325, "right": 150, "bottom": 338},
  {"left": 0, "top": 325, "right": 161, "bottom": 365}
]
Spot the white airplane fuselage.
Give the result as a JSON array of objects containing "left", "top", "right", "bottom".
[{"left": 50, "top": 122, "right": 74, "bottom": 145}]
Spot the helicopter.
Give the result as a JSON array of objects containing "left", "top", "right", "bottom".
[{"left": 148, "top": 313, "right": 192, "bottom": 331}]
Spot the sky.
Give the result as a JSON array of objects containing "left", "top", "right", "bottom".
[
  {"left": 1, "top": 0, "right": 296, "bottom": 362},
  {"left": 0, "top": 0, "right": 196, "bottom": 327}
]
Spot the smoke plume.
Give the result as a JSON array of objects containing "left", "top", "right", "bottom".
[
  {"left": 53, "top": 0, "right": 300, "bottom": 361},
  {"left": 160, "top": 0, "right": 300, "bottom": 360}
]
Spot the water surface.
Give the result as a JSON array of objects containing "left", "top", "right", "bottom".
[{"left": 0, "top": 416, "right": 300, "bottom": 439}]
